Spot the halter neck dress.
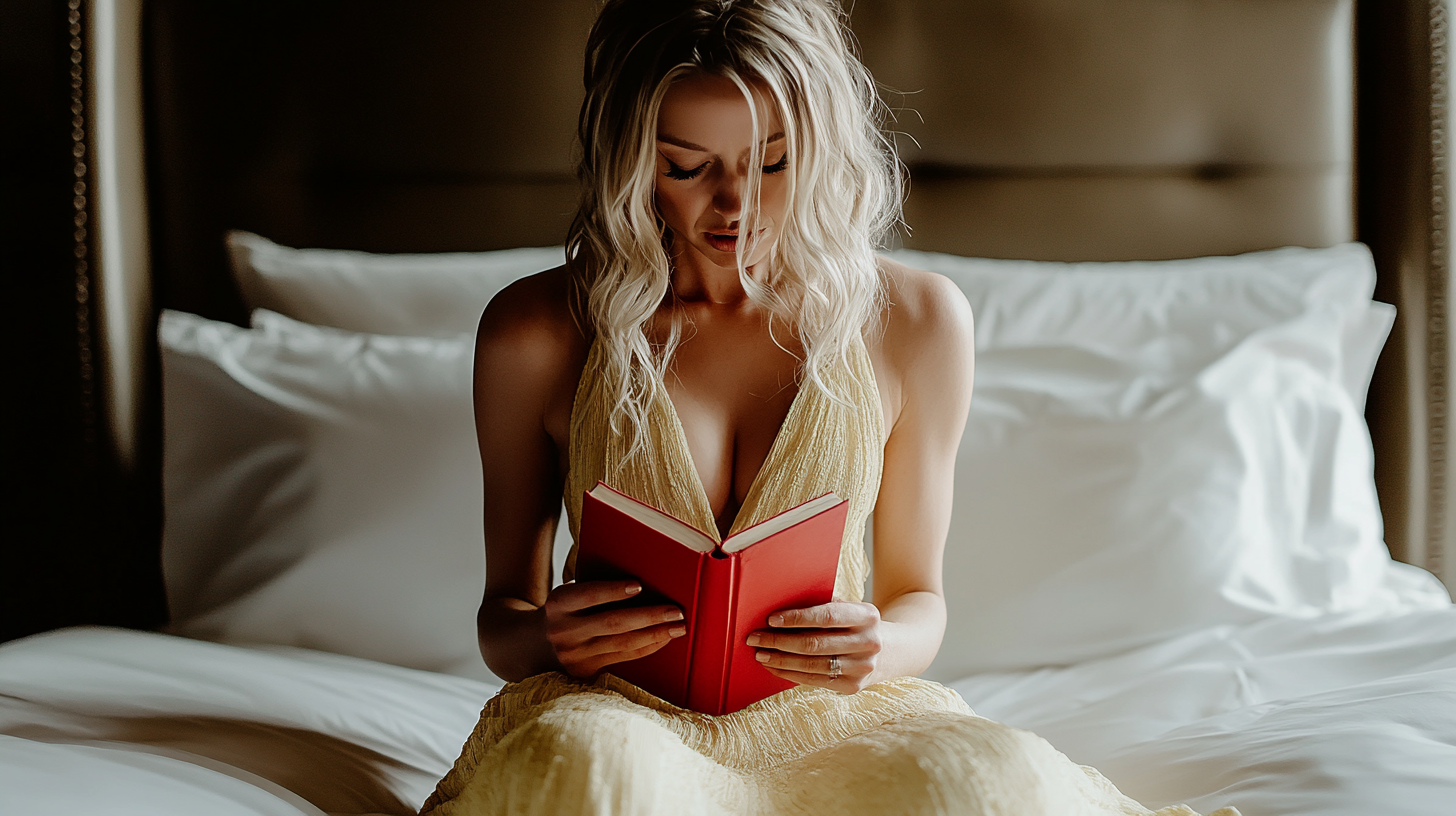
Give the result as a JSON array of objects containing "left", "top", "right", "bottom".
[{"left": 419, "top": 336, "right": 1235, "bottom": 816}]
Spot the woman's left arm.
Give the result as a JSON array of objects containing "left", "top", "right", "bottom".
[{"left": 753, "top": 269, "right": 976, "bottom": 691}]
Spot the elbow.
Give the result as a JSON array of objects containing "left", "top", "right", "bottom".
[
  {"left": 478, "top": 627, "right": 534, "bottom": 683},
  {"left": 483, "top": 654, "right": 535, "bottom": 684},
  {"left": 476, "top": 600, "right": 551, "bottom": 683}
]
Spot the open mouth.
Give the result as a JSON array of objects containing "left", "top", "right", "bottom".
[{"left": 704, "top": 229, "right": 764, "bottom": 253}]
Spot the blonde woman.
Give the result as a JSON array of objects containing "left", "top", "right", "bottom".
[{"left": 422, "top": 2, "right": 1234, "bottom": 814}]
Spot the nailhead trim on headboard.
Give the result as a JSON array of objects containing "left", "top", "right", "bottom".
[
  {"left": 68, "top": 0, "right": 98, "bottom": 456},
  {"left": 1428, "top": 0, "right": 1450, "bottom": 577}
]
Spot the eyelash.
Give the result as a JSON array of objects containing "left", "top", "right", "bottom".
[
  {"left": 661, "top": 155, "right": 790, "bottom": 181},
  {"left": 663, "top": 161, "right": 707, "bottom": 181}
]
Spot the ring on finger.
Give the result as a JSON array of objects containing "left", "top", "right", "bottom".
[{"left": 827, "top": 655, "right": 841, "bottom": 680}]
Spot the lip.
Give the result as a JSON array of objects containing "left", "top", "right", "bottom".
[{"left": 704, "top": 229, "right": 764, "bottom": 253}]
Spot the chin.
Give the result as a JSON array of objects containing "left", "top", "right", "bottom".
[
  {"left": 695, "top": 244, "right": 746, "bottom": 268},
  {"left": 706, "top": 243, "right": 775, "bottom": 270}
]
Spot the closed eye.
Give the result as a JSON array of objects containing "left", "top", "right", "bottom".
[
  {"left": 663, "top": 159, "right": 708, "bottom": 181},
  {"left": 763, "top": 155, "right": 789, "bottom": 175}
]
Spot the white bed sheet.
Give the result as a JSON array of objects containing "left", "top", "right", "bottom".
[
  {"left": 0, "top": 628, "right": 490, "bottom": 816},
  {"left": 2, "top": 608, "right": 1453, "bottom": 816},
  {"left": 950, "top": 605, "right": 1456, "bottom": 815}
]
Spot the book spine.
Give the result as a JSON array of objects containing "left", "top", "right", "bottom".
[{"left": 685, "top": 552, "right": 736, "bottom": 715}]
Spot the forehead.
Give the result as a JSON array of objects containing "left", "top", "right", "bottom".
[{"left": 657, "top": 73, "right": 784, "bottom": 151}]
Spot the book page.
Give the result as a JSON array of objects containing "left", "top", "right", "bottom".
[
  {"left": 588, "top": 484, "right": 718, "bottom": 553},
  {"left": 720, "top": 492, "right": 843, "bottom": 554}
]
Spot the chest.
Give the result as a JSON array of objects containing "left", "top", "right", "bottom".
[{"left": 661, "top": 321, "right": 803, "bottom": 536}]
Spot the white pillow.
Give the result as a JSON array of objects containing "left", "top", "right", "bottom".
[
  {"left": 889, "top": 243, "right": 1439, "bottom": 680},
  {"left": 161, "top": 309, "right": 496, "bottom": 679},
  {"left": 226, "top": 230, "right": 565, "bottom": 337}
]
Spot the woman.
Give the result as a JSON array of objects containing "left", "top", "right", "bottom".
[{"left": 421, "top": 1, "right": 1233, "bottom": 814}]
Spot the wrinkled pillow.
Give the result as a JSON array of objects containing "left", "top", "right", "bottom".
[
  {"left": 889, "top": 243, "right": 1431, "bottom": 680},
  {"left": 162, "top": 309, "right": 496, "bottom": 679},
  {"left": 226, "top": 230, "right": 565, "bottom": 337}
]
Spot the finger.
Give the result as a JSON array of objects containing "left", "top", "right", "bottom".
[
  {"left": 561, "top": 623, "right": 681, "bottom": 675},
  {"left": 579, "top": 605, "right": 684, "bottom": 638},
  {"left": 746, "top": 630, "right": 868, "bottom": 656},
  {"left": 760, "top": 665, "right": 856, "bottom": 694},
  {"left": 768, "top": 602, "right": 876, "bottom": 629},
  {"left": 589, "top": 632, "right": 684, "bottom": 673},
  {"left": 551, "top": 580, "right": 643, "bottom": 613},
  {"left": 756, "top": 650, "right": 868, "bottom": 676},
  {"left": 578, "top": 621, "right": 687, "bottom": 659}
]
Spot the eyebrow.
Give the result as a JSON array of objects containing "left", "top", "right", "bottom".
[{"left": 656, "top": 131, "right": 786, "bottom": 152}]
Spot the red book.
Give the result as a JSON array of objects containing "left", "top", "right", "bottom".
[{"left": 576, "top": 481, "right": 846, "bottom": 715}]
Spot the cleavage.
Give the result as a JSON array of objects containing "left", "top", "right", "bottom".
[{"left": 664, "top": 349, "right": 800, "bottom": 538}]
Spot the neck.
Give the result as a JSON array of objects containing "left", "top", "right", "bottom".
[{"left": 668, "top": 241, "right": 765, "bottom": 307}]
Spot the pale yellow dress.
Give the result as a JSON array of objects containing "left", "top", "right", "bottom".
[{"left": 420, "top": 337, "right": 1236, "bottom": 816}]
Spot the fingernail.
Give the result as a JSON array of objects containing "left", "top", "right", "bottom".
[
  {"left": 755, "top": 650, "right": 770, "bottom": 662},
  {"left": 669, "top": 609, "right": 684, "bottom": 621},
  {"left": 746, "top": 633, "right": 762, "bottom": 647},
  {"left": 669, "top": 626, "right": 686, "bottom": 637},
  {"left": 625, "top": 584, "right": 642, "bottom": 595},
  {"left": 768, "top": 614, "right": 785, "bottom": 627}
]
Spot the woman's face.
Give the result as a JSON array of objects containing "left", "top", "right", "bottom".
[{"left": 654, "top": 72, "right": 788, "bottom": 274}]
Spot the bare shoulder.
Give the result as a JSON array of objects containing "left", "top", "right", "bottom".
[
  {"left": 874, "top": 255, "right": 975, "bottom": 365},
  {"left": 474, "top": 264, "right": 588, "bottom": 397}
]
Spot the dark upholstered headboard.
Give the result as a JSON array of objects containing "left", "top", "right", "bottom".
[
  {"left": 36, "top": 0, "right": 1446, "bottom": 644},
  {"left": 142, "top": 1, "right": 1361, "bottom": 314}
]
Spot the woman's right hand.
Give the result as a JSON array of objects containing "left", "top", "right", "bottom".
[{"left": 544, "top": 580, "right": 686, "bottom": 678}]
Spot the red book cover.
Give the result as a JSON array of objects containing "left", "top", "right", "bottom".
[{"left": 576, "top": 482, "right": 845, "bottom": 715}]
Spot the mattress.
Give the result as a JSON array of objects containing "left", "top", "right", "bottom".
[{"left": 3, "top": 607, "right": 1453, "bottom": 816}]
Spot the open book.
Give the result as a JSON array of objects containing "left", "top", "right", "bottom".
[{"left": 576, "top": 481, "right": 846, "bottom": 715}]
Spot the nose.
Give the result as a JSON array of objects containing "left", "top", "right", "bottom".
[{"left": 711, "top": 173, "right": 743, "bottom": 224}]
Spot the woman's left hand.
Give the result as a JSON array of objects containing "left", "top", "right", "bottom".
[{"left": 747, "top": 601, "right": 883, "bottom": 693}]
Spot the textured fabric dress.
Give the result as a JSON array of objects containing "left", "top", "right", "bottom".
[{"left": 420, "top": 337, "right": 1236, "bottom": 816}]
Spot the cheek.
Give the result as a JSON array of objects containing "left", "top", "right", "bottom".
[
  {"left": 654, "top": 184, "right": 698, "bottom": 232},
  {"left": 760, "top": 178, "right": 789, "bottom": 226}
]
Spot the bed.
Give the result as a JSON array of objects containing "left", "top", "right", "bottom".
[{"left": 5, "top": 1, "right": 1453, "bottom": 814}]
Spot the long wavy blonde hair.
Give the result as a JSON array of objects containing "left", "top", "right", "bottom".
[{"left": 567, "top": 0, "right": 901, "bottom": 453}]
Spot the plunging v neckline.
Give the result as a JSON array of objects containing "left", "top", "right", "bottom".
[
  {"left": 565, "top": 332, "right": 883, "bottom": 600},
  {"left": 654, "top": 374, "right": 810, "bottom": 542}
]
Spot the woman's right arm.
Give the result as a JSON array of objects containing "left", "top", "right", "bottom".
[{"left": 472, "top": 272, "right": 685, "bottom": 682}]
